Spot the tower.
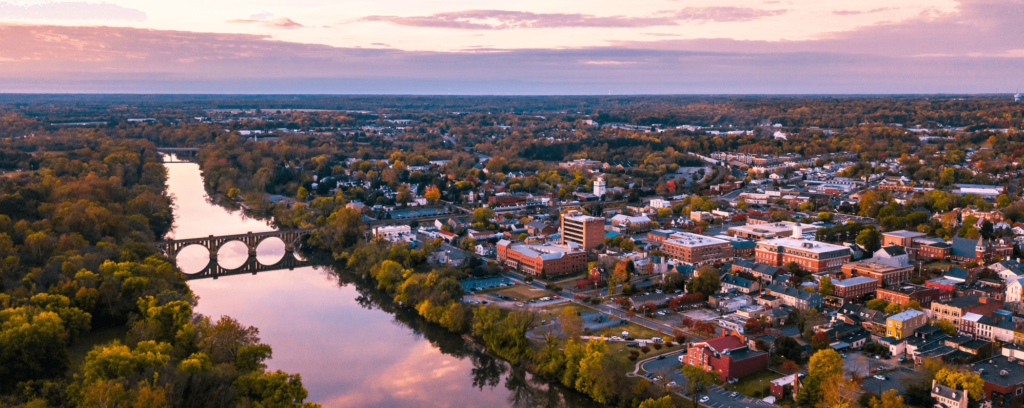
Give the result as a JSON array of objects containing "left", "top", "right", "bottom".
[
  {"left": 594, "top": 177, "right": 606, "bottom": 197},
  {"left": 792, "top": 223, "right": 803, "bottom": 239},
  {"left": 1016, "top": 88, "right": 1021, "bottom": 102}
]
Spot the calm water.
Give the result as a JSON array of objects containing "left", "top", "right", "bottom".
[{"left": 164, "top": 160, "right": 594, "bottom": 408}]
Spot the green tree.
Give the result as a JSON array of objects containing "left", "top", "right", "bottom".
[
  {"left": 234, "top": 370, "right": 321, "bottom": 407},
  {"left": 0, "top": 307, "right": 69, "bottom": 390},
  {"left": 856, "top": 227, "right": 882, "bottom": 254},
  {"left": 534, "top": 334, "right": 565, "bottom": 380},
  {"left": 797, "top": 349, "right": 844, "bottom": 407},
  {"left": 81, "top": 340, "right": 172, "bottom": 383},
  {"left": 297, "top": 186, "right": 309, "bottom": 200},
  {"left": 638, "top": 395, "right": 675, "bottom": 408},
  {"left": 865, "top": 299, "right": 889, "bottom": 312},
  {"left": 932, "top": 319, "right": 958, "bottom": 336},
  {"left": 682, "top": 364, "right": 717, "bottom": 408},
  {"left": 687, "top": 266, "right": 721, "bottom": 296},
  {"left": 819, "top": 276, "right": 834, "bottom": 297},
  {"left": 870, "top": 389, "right": 906, "bottom": 408},
  {"left": 574, "top": 339, "right": 611, "bottom": 403},
  {"left": 935, "top": 368, "right": 984, "bottom": 400}
]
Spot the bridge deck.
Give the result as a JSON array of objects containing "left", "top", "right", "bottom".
[{"left": 157, "top": 228, "right": 316, "bottom": 245}]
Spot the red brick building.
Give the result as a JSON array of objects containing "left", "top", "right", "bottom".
[
  {"left": 971, "top": 355, "right": 1024, "bottom": 408},
  {"left": 876, "top": 284, "right": 947, "bottom": 309},
  {"left": 832, "top": 277, "right": 879, "bottom": 303},
  {"left": 755, "top": 236, "right": 851, "bottom": 274},
  {"left": 841, "top": 260, "right": 915, "bottom": 286},
  {"left": 662, "top": 232, "right": 735, "bottom": 266},
  {"left": 496, "top": 240, "right": 586, "bottom": 277},
  {"left": 680, "top": 335, "right": 769, "bottom": 382}
]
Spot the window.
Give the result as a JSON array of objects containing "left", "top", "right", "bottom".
[{"left": 1017, "top": 388, "right": 1022, "bottom": 396}]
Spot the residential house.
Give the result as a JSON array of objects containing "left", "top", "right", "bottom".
[
  {"left": 680, "top": 335, "right": 769, "bottom": 382},
  {"left": 887, "top": 309, "right": 927, "bottom": 340}
]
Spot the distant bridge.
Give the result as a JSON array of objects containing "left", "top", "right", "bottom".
[
  {"left": 156, "top": 147, "right": 200, "bottom": 162},
  {"left": 156, "top": 229, "right": 317, "bottom": 279}
]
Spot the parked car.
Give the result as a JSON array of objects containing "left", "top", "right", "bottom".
[
  {"left": 730, "top": 392, "right": 739, "bottom": 398},
  {"left": 873, "top": 375, "right": 886, "bottom": 380},
  {"left": 657, "top": 355, "right": 666, "bottom": 360},
  {"left": 898, "top": 356, "right": 906, "bottom": 362},
  {"left": 668, "top": 381, "right": 677, "bottom": 387},
  {"left": 700, "top": 396, "right": 710, "bottom": 403}
]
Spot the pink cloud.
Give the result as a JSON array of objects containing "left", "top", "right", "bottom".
[
  {"left": 832, "top": 7, "right": 896, "bottom": 16},
  {"left": 226, "top": 17, "right": 304, "bottom": 29},
  {"left": 358, "top": 7, "right": 787, "bottom": 30},
  {"left": 0, "top": 1, "right": 146, "bottom": 21}
]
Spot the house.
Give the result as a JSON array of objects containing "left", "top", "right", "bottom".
[
  {"left": 876, "top": 284, "right": 947, "bottom": 309},
  {"left": 609, "top": 214, "right": 656, "bottom": 233},
  {"left": 831, "top": 277, "right": 879, "bottom": 303},
  {"left": 886, "top": 309, "right": 927, "bottom": 340},
  {"left": 680, "top": 335, "right": 769, "bottom": 382},
  {"left": 731, "top": 260, "right": 785, "bottom": 281},
  {"left": 765, "top": 283, "right": 823, "bottom": 310},
  {"left": 932, "top": 380, "right": 969, "bottom": 408},
  {"left": 721, "top": 274, "right": 760, "bottom": 294},
  {"left": 525, "top": 220, "right": 558, "bottom": 236},
  {"left": 930, "top": 294, "right": 1003, "bottom": 327}
]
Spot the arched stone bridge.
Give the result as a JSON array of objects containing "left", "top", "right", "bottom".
[
  {"left": 183, "top": 251, "right": 315, "bottom": 280},
  {"left": 156, "top": 229, "right": 316, "bottom": 259}
]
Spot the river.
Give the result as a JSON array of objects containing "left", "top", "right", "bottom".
[{"left": 163, "top": 159, "right": 596, "bottom": 408}]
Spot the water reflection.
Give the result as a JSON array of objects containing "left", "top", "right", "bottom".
[{"left": 167, "top": 159, "right": 595, "bottom": 407}]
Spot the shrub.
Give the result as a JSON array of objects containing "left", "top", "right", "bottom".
[
  {"left": 652, "top": 343, "right": 663, "bottom": 350},
  {"left": 628, "top": 355, "right": 638, "bottom": 361},
  {"left": 640, "top": 346, "right": 651, "bottom": 354}
]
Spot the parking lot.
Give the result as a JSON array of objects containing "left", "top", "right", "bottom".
[
  {"left": 639, "top": 354, "right": 773, "bottom": 408},
  {"left": 680, "top": 309, "right": 722, "bottom": 322},
  {"left": 460, "top": 277, "right": 516, "bottom": 292},
  {"left": 859, "top": 367, "right": 913, "bottom": 396}
]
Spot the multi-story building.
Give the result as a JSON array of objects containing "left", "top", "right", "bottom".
[
  {"left": 680, "top": 335, "right": 769, "bottom": 382},
  {"left": 661, "top": 232, "right": 735, "bottom": 266},
  {"left": 728, "top": 221, "right": 820, "bottom": 240},
  {"left": 755, "top": 225, "right": 851, "bottom": 274},
  {"left": 886, "top": 309, "right": 926, "bottom": 340},
  {"left": 876, "top": 284, "right": 946, "bottom": 309},
  {"left": 496, "top": 240, "right": 587, "bottom": 277},
  {"left": 971, "top": 354, "right": 1024, "bottom": 408},
  {"left": 930, "top": 294, "right": 1003, "bottom": 327},
  {"left": 841, "top": 259, "right": 915, "bottom": 286},
  {"left": 832, "top": 277, "right": 879, "bottom": 303},
  {"left": 951, "top": 236, "right": 1013, "bottom": 264},
  {"left": 883, "top": 230, "right": 927, "bottom": 248},
  {"left": 765, "top": 283, "right": 823, "bottom": 310},
  {"left": 560, "top": 210, "right": 605, "bottom": 251}
]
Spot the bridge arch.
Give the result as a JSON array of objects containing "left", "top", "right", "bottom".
[{"left": 156, "top": 229, "right": 316, "bottom": 276}]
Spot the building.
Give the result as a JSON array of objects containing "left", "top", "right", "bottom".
[
  {"left": 715, "top": 235, "right": 757, "bottom": 258},
  {"left": 731, "top": 260, "right": 784, "bottom": 281},
  {"left": 728, "top": 221, "right": 820, "bottom": 240},
  {"left": 883, "top": 230, "right": 927, "bottom": 248},
  {"left": 930, "top": 294, "right": 1003, "bottom": 327},
  {"left": 932, "top": 380, "right": 969, "bottom": 408},
  {"left": 971, "top": 354, "right": 1024, "bottom": 408},
  {"left": 373, "top": 225, "right": 411, "bottom": 240},
  {"left": 951, "top": 236, "right": 1013, "bottom": 264},
  {"left": 765, "top": 283, "right": 823, "bottom": 310},
  {"left": 841, "top": 259, "right": 915, "bottom": 286},
  {"left": 876, "top": 284, "right": 945, "bottom": 309},
  {"left": 770, "top": 373, "right": 803, "bottom": 401},
  {"left": 609, "top": 214, "right": 656, "bottom": 233},
  {"left": 680, "top": 335, "right": 769, "bottom": 382},
  {"left": 755, "top": 225, "right": 851, "bottom": 274},
  {"left": 662, "top": 232, "right": 735, "bottom": 266},
  {"left": 593, "top": 177, "right": 606, "bottom": 197},
  {"left": 560, "top": 210, "right": 605, "bottom": 251},
  {"left": 496, "top": 240, "right": 587, "bottom": 277},
  {"left": 832, "top": 277, "right": 879, "bottom": 303},
  {"left": 721, "top": 274, "right": 760, "bottom": 294},
  {"left": 886, "top": 309, "right": 926, "bottom": 340}
]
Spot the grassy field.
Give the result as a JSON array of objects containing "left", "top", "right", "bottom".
[
  {"left": 497, "top": 285, "right": 553, "bottom": 301},
  {"left": 591, "top": 321, "right": 664, "bottom": 341},
  {"left": 724, "top": 370, "right": 782, "bottom": 398},
  {"left": 610, "top": 340, "right": 684, "bottom": 368},
  {"left": 922, "top": 261, "right": 953, "bottom": 271}
]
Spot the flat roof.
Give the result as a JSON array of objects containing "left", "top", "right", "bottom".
[
  {"left": 758, "top": 237, "right": 850, "bottom": 254},
  {"left": 834, "top": 277, "right": 878, "bottom": 287},
  {"left": 664, "top": 232, "right": 730, "bottom": 248}
]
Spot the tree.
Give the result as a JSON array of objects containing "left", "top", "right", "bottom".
[
  {"left": 575, "top": 339, "right": 611, "bottom": 403},
  {"left": 613, "top": 261, "right": 631, "bottom": 284},
  {"left": 774, "top": 336, "right": 803, "bottom": 364},
  {"left": 297, "top": 186, "right": 309, "bottom": 200},
  {"left": 0, "top": 307, "right": 70, "bottom": 390},
  {"left": 682, "top": 364, "right": 717, "bottom": 408},
  {"left": 884, "top": 303, "right": 903, "bottom": 315},
  {"left": 856, "top": 227, "right": 882, "bottom": 254},
  {"left": 865, "top": 299, "right": 889, "bottom": 312},
  {"left": 811, "top": 332, "right": 831, "bottom": 350},
  {"left": 780, "top": 359, "right": 800, "bottom": 373},
  {"left": 798, "top": 349, "right": 844, "bottom": 407},
  {"left": 534, "top": 334, "right": 565, "bottom": 380},
  {"left": 559, "top": 307, "right": 584, "bottom": 340},
  {"left": 638, "top": 395, "right": 675, "bottom": 408},
  {"left": 935, "top": 368, "right": 984, "bottom": 400},
  {"left": 744, "top": 317, "right": 763, "bottom": 335},
  {"left": 819, "top": 276, "right": 834, "bottom": 297},
  {"left": 820, "top": 372, "right": 860, "bottom": 408},
  {"left": 687, "top": 266, "right": 721, "bottom": 296},
  {"left": 932, "top": 319, "right": 958, "bottom": 336},
  {"left": 869, "top": 389, "right": 906, "bottom": 408},
  {"left": 425, "top": 185, "right": 441, "bottom": 203},
  {"left": 234, "top": 370, "right": 318, "bottom": 407}
]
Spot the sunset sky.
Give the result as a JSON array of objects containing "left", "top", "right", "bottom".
[{"left": 1, "top": 0, "right": 1022, "bottom": 93}]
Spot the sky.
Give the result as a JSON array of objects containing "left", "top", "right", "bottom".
[{"left": 0, "top": 0, "right": 1022, "bottom": 94}]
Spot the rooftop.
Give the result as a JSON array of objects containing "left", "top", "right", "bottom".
[
  {"left": 665, "top": 232, "right": 730, "bottom": 248},
  {"left": 888, "top": 309, "right": 925, "bottom": 322},
  {"left": 758, "top": 237, "right": 851, "bottom": 255},
  {"left": 972, "top": 355, "right": 1024, "bottom": 388},
  {"left": 834, "top": 276, "right": 878, "bottom": 287},
  {"left": 884, "top": 230, "right": 927, "bottom": 238}
]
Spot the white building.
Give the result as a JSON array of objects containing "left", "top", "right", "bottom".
[
  {"left": 1008, "top": 278, "right": 1024, "bottom": 304},
  {"left": 649, "top": 198, "right": 671, "bottom": 209},
  {"left": 594, "top": 177, "right": 607, "bottom": 197},
  {"left": 373, "top": 225, "right": 412, "bottom": 240}
]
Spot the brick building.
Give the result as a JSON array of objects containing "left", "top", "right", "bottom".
[
  {"left": 832, "top": 277, "right": 879, "bottom": 303},
  {"left": 930, "top": 294, "right": 1004, "bottom": 327},
  {"left": 731, "top": 260, "right": 785, "bottom": 281},
  {"left": 560, "top": 210, "right": 605, "bottom": 251},
  {"left": 680, "top": 335, "right": 769, "bottom": 382},
  {"left": 755, "top": 234, "right": 851, "bottom": 274},
  {"left": 496, "top": 240, "right": 586, "bottom": 277},
  {"left": 971, "top": 354, "right": 1024, "bottom": 408},
  {"left": 841, "top": 260, "right": 915, "bottom": 286},
  {"left": 662, "top": 232, "right": 736, "bottom": 266},
  {"left": 876, "top": 284, "right": 946, "bottom": 309}
]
